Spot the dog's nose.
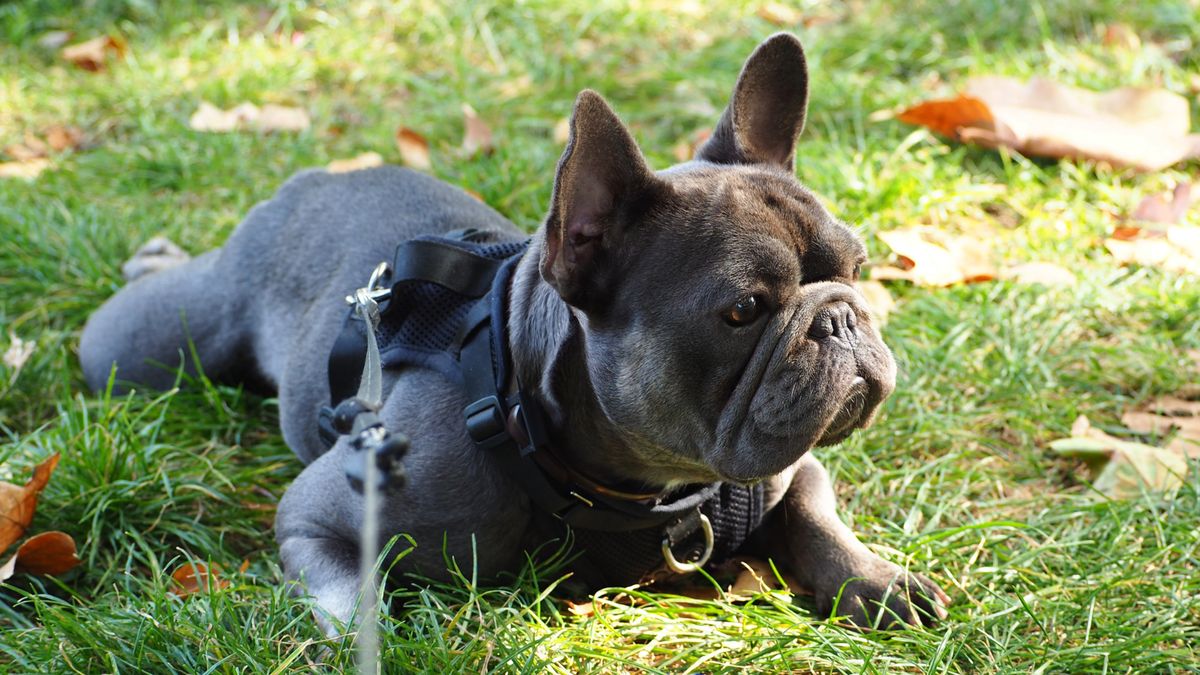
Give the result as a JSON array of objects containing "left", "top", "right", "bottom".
[{"left": 807, "top": 302, "right": 857, "bottom": 343}]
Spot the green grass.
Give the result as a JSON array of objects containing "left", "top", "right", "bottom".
[{"left": 2, "top": 0, "right": 1200, "bottom": 671}]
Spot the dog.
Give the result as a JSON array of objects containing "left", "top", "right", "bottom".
[{"left": 79, "top": 33, "right": 949, "bottom": 631}]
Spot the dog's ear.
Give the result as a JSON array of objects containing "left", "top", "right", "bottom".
[
  {"left": 695, "top": 33, "right": 809, "bottom": 171},
  {"left": 541, "top": 90, "right": 664, "bottom": 311}
]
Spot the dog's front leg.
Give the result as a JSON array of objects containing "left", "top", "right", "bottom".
[{"left": 767, "top": 453, "right": 949, "bottom": 628}]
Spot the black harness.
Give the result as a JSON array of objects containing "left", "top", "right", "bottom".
[{"left": 320, "top": 228, "right": 765, "bottom": 586}]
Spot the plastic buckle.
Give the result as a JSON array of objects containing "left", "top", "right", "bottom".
[{"left": 464, "top": 396, "right": 509, "bottom": 449}]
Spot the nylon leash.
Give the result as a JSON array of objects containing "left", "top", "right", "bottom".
[{"left": 336, "top": 261, "right": 409, "bottom": 675}]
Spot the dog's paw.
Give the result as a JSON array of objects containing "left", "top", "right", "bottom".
[
  {"left": 819, "top": 557, "right": 950, "bottom": 630},
  {"left": 121, "top": 236, "right": 190, "bottom": 281}
]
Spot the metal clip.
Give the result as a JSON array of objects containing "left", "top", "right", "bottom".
[
  {"left": 660, "top": 513, "right": 714, "bottom": 574},
  {"left": 345, "top": 261, "right": 392, "bottom": 323}
]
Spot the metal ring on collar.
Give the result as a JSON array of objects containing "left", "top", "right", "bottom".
[{"left": 660, "top": 513, "right": 714, "bottom": 574}]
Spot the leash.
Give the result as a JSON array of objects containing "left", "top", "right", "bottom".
[{"left": 333, "top": 261, "right": 409, "bottom": 675}]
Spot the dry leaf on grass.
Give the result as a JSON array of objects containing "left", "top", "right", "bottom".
[
  {"left": 1050, "top": 415, "right": 1188, "bottom": 500},
  {"left": 61, "top": 35, "right": 126, "bottom": 72},
  {"left": 897, "top": 77, "right": 1200, "bottom": 171},
  {"left": 188, "top": 102, "right": 310, "bottom": 133},
  {"left": 553, "top": 118, "right": 571, "bottom": 145},
  {"left": 0, "top": 531, "right": 81, "bottom": 582},
  {"left": 857, "top": 280, "right": 895, "bottom": 325},
  {"left": 999, "top": 262, "right": 1077, "bottom": 287},
  {"left": 1122, "top": 395, "right": 1200, "bottom": 458},
  {"left": 327, "top": 152, "right": 384, "bottom": 174},
  {"left": 1132, "top": 183, "right": 1193, "bottom": 224},
  {"left": 395, "top": 127, "right": 431, "bottom": 170},
  {"left": 1104, "top": 223, "right": 1200, "bottom": 276},
  {"left": 870, "top": 226, "right": 997, "bottom": 286},
  {"left": 3, "top": 333, "right": 35, "bottom": 379},
  {"left": 170, "top": 559, "right": 249, "bottom": 597},
  {"left": 0, "top": 454, "right": 60, "bottom": 552},
  {"left": 0, "top": 159, "right": 49, "bottom": 180},
  {"left": 461, "top": 104, "right": 494, "bottom": 157}
]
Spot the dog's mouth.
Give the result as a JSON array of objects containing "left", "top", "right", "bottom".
[{"left": 815, "top": 375, "right": 869, "bottom": 446}]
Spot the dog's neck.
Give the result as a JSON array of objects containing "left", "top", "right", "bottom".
[{"left": 507, "top": 231, "right": 678, "bottom": 492}]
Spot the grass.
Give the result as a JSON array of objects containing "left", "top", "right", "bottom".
[{"left": 2, "top": 0, "right": 1199, "bottom": 671}]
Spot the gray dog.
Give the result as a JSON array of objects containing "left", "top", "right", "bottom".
[{"left": 80, "top": 33, "right": 949, "bottom": 631}]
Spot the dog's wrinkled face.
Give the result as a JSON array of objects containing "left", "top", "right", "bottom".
[{"left": 540, "top": 34, "right": 896, "bottom": 484}]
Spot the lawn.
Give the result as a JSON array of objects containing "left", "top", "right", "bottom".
[{"left": 2, "top": 0, "right": 1199, "bottom": 672}]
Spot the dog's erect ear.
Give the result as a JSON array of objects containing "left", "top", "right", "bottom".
[
  {"left": 695, "top": 33, "right": 809, "bottom": 171},
  {"left": 541, "top": 90, "right": 663, "bottom": 311}
]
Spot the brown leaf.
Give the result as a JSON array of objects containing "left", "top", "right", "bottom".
[
  {"left": 61, "top": 35, "right": 126, "bottom": 72},
  {"left": 253, "top": 104, "right": 310, "bottom": 132},
  {"left": 0, "top": 454, "right": 60, "bottom": 552},
  {"left": 4, "top": 134, "right": 47, "bottom": 162},
  {"left": 395, "top": 127, "right": 432, "bottom": 170},
  {"left": 871, "top": 226, "right": 996, "bottom": 287},
  {"left": 1104, "top": 225, "right": 1200, "bottom": 276},
  {"left": 857, "top": 280, "right": 895, "bottom": 325},
  {"left": 188, "top": 102, "right": 309, "bottom": 133},
  {"left": 757, "top": 3, "right": 803, "bottom": 26},
  {"left": 44, "top": 125, "right": 85, "bottom": 152},
  {"left": 1101, "top": 23, "right": 1141, "bottom": 51},
  {"left": 0, "top": 159, "right": 50, "bottom": 180},
  {"left": 896, "top": 95, "right": 995, "bottom": 140},
  {"left": 1132, "top": 183, "right": 1193, "bottom": 224},
  {"left": 1122, "top": 395, "right": 1200, "bottom": 459},
  {"left": 565, "top": 599, "right": 595, "bottom": 616},
  {"left": 999, "top": 262, "right": 1077, "bottom": 287},
  {"left": 898, "top": 77, "right": 1200, "bottom": 171},
  {"left": 1050, "top": 416, "right": 1188, "bottom": 500},
  {"left": 3, "top": 332, "right": 35, "bottom": 379},
  {"left": 170, "top": 561, "right": 236, "bottom": 596},
  {"left": 552, "top": 118, "right": 571, "bottom": 146},
  {"left": 0, "top": 531, "right": 81, "bottom": 581},
  {"left": 461, "top": 104, "right": 494, "bottom": 157},
  {"left": 327, "top": 152, "right": 384, "bottom": 174}
]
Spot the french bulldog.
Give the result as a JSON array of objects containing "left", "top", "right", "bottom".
[{"left": 79, "top": 33, "right": 949, "bottom": 631}]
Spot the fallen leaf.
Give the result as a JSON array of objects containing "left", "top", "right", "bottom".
[
  {"left": 897, "top": 77, "right": 1200, "bottom": 171},
  {"left": 395, "top": 127, "right": 431, "bottom": 170},
  {"left": 3, "top": 333, "right": 35, "bottom": 377},
  {"left": 1132, "top": 183, "right": 1193, "bottom": 224},
  {"left": 0, "top": 531, "right": 81, "bottom": 581},
  {"left": 43, "top": 125, "right": 85, "bottom": 152},
  {"left": 188, "top": 102, "right": 309, "bottom": 133},
  {"left": 757, "top": 2, "right": 803, "bottom": 26},
  {"left": 871, "top": 226, "right": 996, "bottom": 286},
  {"left": 0, "top": 454, "right": 60, "bottom": 552},
  {"left": 857, "top": 280, "right": 895, "bottom": 325},
  {"left": 4, "top": 134, "right": 48, "bottom": 161},
  {"left": 1050, "top": 415, "right": 1188, "bottom": 500},
  {"left": 61, "top": 35, "right": 126, "bottom": 72},
  {"left": 0, "top": 159, "right": 50, "bottom": 180},
  {"left": 170, "top": 560, "right": 247, "bottom": 596},
  {"left": 1104, "top": 224, "right": 1200, "bottom": 276},
  {"left": 1122, "top": 395, "right": 1200, "bottom": 458},
  {"left": 254, "top": 104, "right": 310, "bottom": 132},
  {"left": 1101, "top": 23, "right": 1141, "bottom": 51},
  {"left": 327, "top": 152, "right": 384, "bottom": 174},
  {"left": 36, "top": 31, "right": 73, "bottom": 51},
  {"left": 565, "top": 599, "right": 594, "bottom": 616},
  {"left": 1000, "top": 262, "right": 1077, "bottom": 286},
  {"left": 553, "top": 118, "right": 571, "bottom": 145},
  {"left": 461, "top": 104, "right": 494, "bottom": 157}
]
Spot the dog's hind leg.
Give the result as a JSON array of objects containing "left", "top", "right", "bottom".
[{"left": 79, "top": 246, "right": 258, "bottom": 394}]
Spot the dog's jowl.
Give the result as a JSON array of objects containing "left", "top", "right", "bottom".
[{"left": 80, "top": 33, "right": 949, "bottom": 631}]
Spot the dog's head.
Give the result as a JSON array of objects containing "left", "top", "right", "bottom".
[{"left": 539, "top": 33, "right": 896, "bottom": 484}]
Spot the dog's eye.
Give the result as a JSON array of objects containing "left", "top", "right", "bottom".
[
  {"left": 723, "top": 295, "right": 762, "bottom": 327},
  {"left": 853, "top": 263, "right": 863, "bottom": 280}
]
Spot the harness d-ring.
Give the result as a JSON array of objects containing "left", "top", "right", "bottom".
[{"left": 661, "top": 513, "right": 714, "bottom": 574}]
